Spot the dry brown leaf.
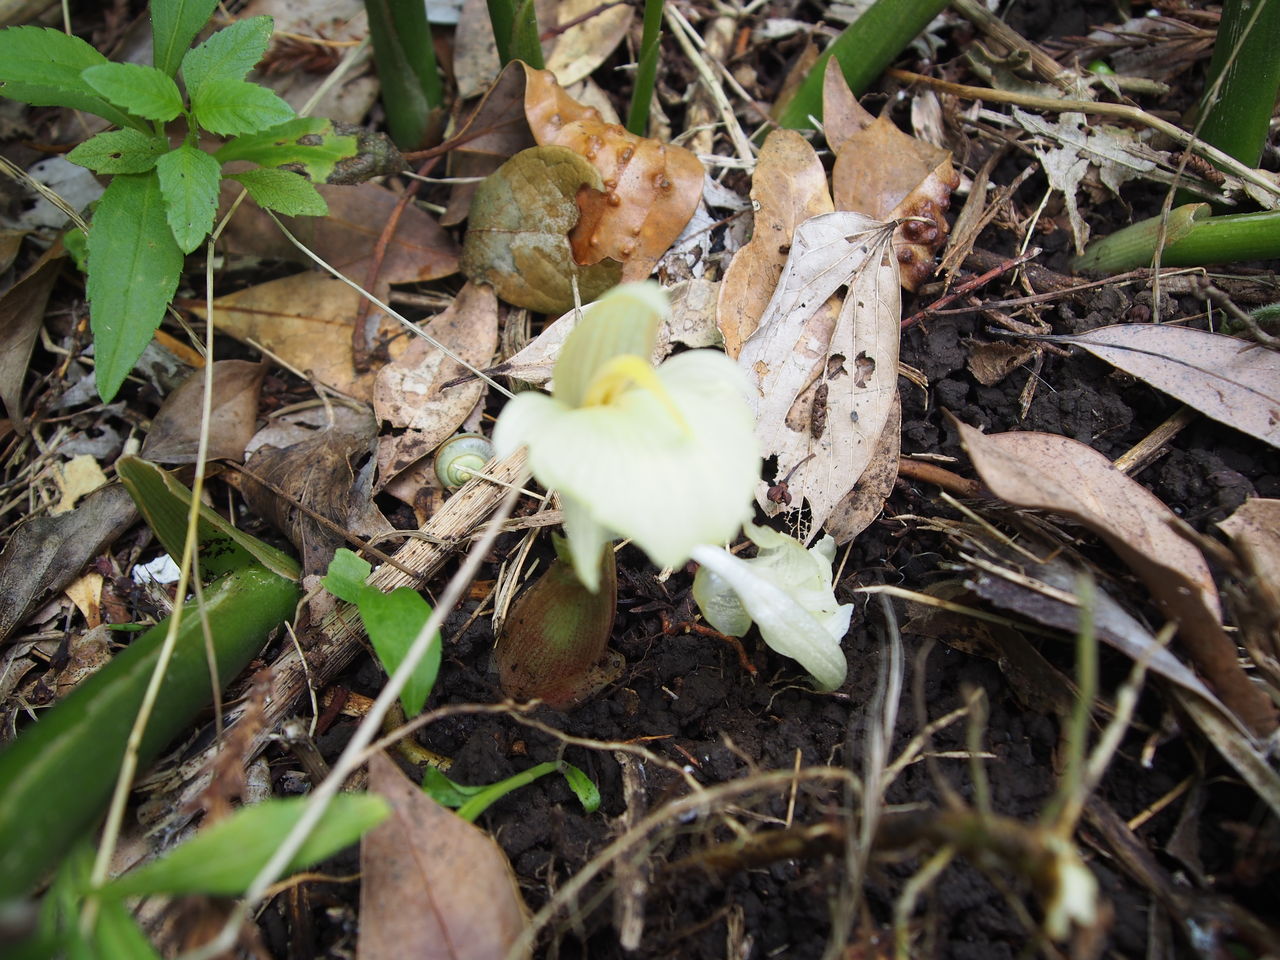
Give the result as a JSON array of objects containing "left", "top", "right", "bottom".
[
  {"left": 522, "top": 66, "right": 703, "bottom": 280},
  {"left": 374, "top": 282, "right": 498, "bottom": 486},
  {"left": 141, "top": 360, "right": 267, "bottom": 464},
  {"left": 952, "top": 419, "right": 1278, "bottom": 736},
  {"left": 966, "top": 340, "right": 1040, "bottom": 387},
  {"left": 716, "top": 129, "right": 833, "bottom": 358},
  {"left": 241, "top": 405, "right": 389, "bottom": 576},
  {"left": 1219, "top": 499, "right": 1280, "bottom": 586},
  {"left": 826, "top": 62, "right": 959, "bottom": 291},
  {"left": 823, "top": 391, "right": 901, "bottom": 544},
  {"left": 219, "top": 181, "right": 459, "bottom": 284},
  {"left": 0, "top": 245, "right": 61, "bottom": 430},
  {"left": 360, "top": 752, "right": 530, "bottom": 960},
  {"left": 738, "top": 212, "right": 901, "bottom": 539},
  {"left": 543, "top": 0, "right": 634, "bottom": 87},
  {"left": 460, "top": 145, "right": 622, "bottom": 313},
  {"left": 191, "top": 274, "right": 406, "bottom": 401},
  {"left": 1046, "top": 325, "right": 1280, "bottom": 449}
]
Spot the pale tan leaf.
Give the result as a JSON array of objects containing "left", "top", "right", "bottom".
[
  {"left": 822, "top": 391, "right": 900, "bottom": 544},
  {"left": 1048, "top": 325, "right": 1280, "bottom": 448},
  {"left": 141, "top": 360, "right": 267, "bottom": 464},
  {"left": 190, "top": 275, "right": 406, "bottom": 401},
  {"left": 952, "top": 419, "right": 1278, "bottom": 736},
  {"left": 1219, "top": 499, "right": 1280, "bottom": 583},
  {"left": 374, "top": 282, "right": 499, "bottom": 486},
  {"left": 544, "top": 0, "right": 634, "bottom": 87},
  {"left": 738, "top": 212, "right": 901, "bottom": 539},
  {"left": 716, "top": 129, "right": 833, "bottom": 358},
  {"left": 359, "top": 752, "right": 530, "bottom": 960}
]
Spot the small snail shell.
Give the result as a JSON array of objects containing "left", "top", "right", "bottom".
[{"left": 434, "top": 433, "right": 494, "bottom": 489}]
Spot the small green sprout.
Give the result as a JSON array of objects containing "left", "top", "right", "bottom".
[
  {"left": 691, "top": 524, "right": 851, "bottom": 690},
  {"left": 493, "top": 282, "right": 760, "bottom": 592}
]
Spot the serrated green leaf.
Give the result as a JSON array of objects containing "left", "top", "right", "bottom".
[
  {"left": 191, "top": 76, "right": 293, "bottom": 135},
  {"left": 229, "top": 167, "right": 327, "bottom": 216},
  {"left": 0, "top": 26, "right": 137, "bottom": 128},
  {"left": 81, "top": 63, "right": 183, "bottom": 122},
  {"left": 103, "top": 794, "right": 389, "bottom": 897},
  {"left": 155, "top": 144, "right": 221, "bottom": 252},
  {"left": 68, "top": 128, "right": 168, "bottom": 174},
  {"left": 181, "top": 16, "right": 274, "bottom": 95},
  {"left": 86, "top": 172, "right": 183, "bottom": 402},
  {"left": 214, "top": 117, "right": 359, "bottom": 181},
  {"left": 152, "top": 0, "right": 220, "bottom": 78}
]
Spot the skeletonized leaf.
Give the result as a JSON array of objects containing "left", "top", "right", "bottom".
[
  {"left": 1046, "top": 324, "right": 1280, "bottom": 449},
  {"left": 374, "top": 281, "right": 498, "bottom": 487},
  {"left": 360, "top": 752, "right": 530, "bottom": 960},
  {"left": 737, "top": 211, "right": 901, "bottom": 539},
  {"left": 952, "top": 420, "right": 1278, "bottom": 737},
  {"left": 717, "top": 129, "right": 833, "bottom": 358}
]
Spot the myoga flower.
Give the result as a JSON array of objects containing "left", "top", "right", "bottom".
[
  {"left": 493, "top": 282, "right": 760, "bottom": 592},
  {"left": 691, "top": 524, "right": 851, "bottom": 690}
]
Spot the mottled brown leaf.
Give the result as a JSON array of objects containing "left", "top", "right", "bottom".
[{"left": 460, "top": 145, "right": 621, "bottom": 313}]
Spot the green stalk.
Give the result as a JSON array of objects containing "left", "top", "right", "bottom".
[
  {"left": 625, "top": 0, "right": 664, "bottom": 136},
  {"left": 773, "top": 0, "right": 951, "bottom": 130},
  {"left": 486, "top": 0, "right": 543, "bottom": 68},
  {"left": 1195, "top": 0, "right": 1280, "bottom": 167},
  {"left": 1072, "top": 203, "right": 1280, "bottom": 273},
  {"left": 0, "top": 565, "right": 299, "bottom": 901},
  {"left": 364, "top": 0, "right": 444, "bottom": 149}
]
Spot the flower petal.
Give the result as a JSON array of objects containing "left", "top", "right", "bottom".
[
  {"left": 492, "top": 390, "right": 565, "bottom": 459},
  {"left": 560, "top": 496, "right": 614, "bottom": 593},
  {"left": 553, "top": 282, "right": 667, "bottom": 408},
  {"left": 690, "top": 544, "right": 848, "bottom": 690}
]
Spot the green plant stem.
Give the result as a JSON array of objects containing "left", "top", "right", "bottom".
[
  {"left": 773, "top": 0, "right": 951, "bottom": 130},
  {"left": 486, "top": 0, "right": 543, "bottom": 68},
  {"left": 1072, "top": 203, "right": 1280, "bottom": 273},
  {"left": 625, "top": 0, "right": 664, "bottom": 136},
  {"left": 1196, "top": 0, "right": 1280, "bottom": 167},
  {"left": 0, "top": 565, "right": 299, "bottom": 901},
  {"left": 364, "top": 0, "right": 444, "bottom": 149}
]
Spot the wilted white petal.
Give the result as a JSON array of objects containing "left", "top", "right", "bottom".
[
  {"left": 690, "top": 544, "right": 848, "bottom": 690},
  {"left": 691, "top": 566, "right": 753, "bottom": 637}
]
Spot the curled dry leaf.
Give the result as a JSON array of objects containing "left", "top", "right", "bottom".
[
  {"left": 952, "top": 418, "right": 1278, "bottom": 737},
  {"left": 360, "top": 752, "right": 530, "bottom": 960},
  {"left": 1045, "top": 324, "right": 1280, "bottom": 449},
  {"left": 219, "top": 182, "right": 459, "bottom": 284},
  {"left": 241, "top": 406, "right": 390, "bottom": 576},
  {"left": 738, "top": 212, "right": 901, "bottom": 539},
  {"left": 141, "top": 360, "right": 267, "bottom": 465},
  {"left": 717, "top": 129, "right": 834, "bottom": 358},
  {"left": 523, "top": 67, "right": 703, "bottom": 280},
  {"left": 373, "top": 281, "right": 499, "bottom": 487},
  {"left": 825, "top": 61, "right": 959, "bottom": 291},
  {"left": 461, "top": 145, "right": 622, "bottom": 314}
]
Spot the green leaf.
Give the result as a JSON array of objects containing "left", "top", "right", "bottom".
[
  {"left": 559, "top": 761, "right": 602, "bottom": 813},
  {"left": 181, "top": 16, "right": 274, "bottom": 95},
  {"left": 93, "top": 899, "right": 163, "bottom": 960},
  {"left": 421, "top": 766, "right": 484, "bottom": 807},
  {"left": 103, "top": 795, "right": 389, "bottom": 897},
  {"left": 229, "top": 167, "right": 328, "bottom": 216},
  {"left": 155, "top": 144, "right": 222, "bottom": 252},
  {"left": 0, "top": 26, "right": 137, "bottom": 129},
  {"left": 191, "top": 76, "right": 293, "bottom": 135},
  {"left": 151, "top": 0, "right": 220, "bottom": 78},
  {"left": 322, "top": 548, "right": 440, "bottom": 715},
  {"left": 67, "top": 128, "right": 168, "bottom": 174},
  {"left": 81, "top": 63, "right": 183, "bottom": 122},
  {"left": 451, "top": 761, "right": 601, "bottom": 822},
  {"left": 117, "top": 456, "right": 301, "bottom": 581},
  {"left": 86, "top": 172, "right": 183, "bottom": 402},
  {"left": 214, "top": 117, "right": 360, "bottom": 181}
]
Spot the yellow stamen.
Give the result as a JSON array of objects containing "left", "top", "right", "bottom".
[{"left": 581, "top": 354, "right": 691, "bottom": 434}]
